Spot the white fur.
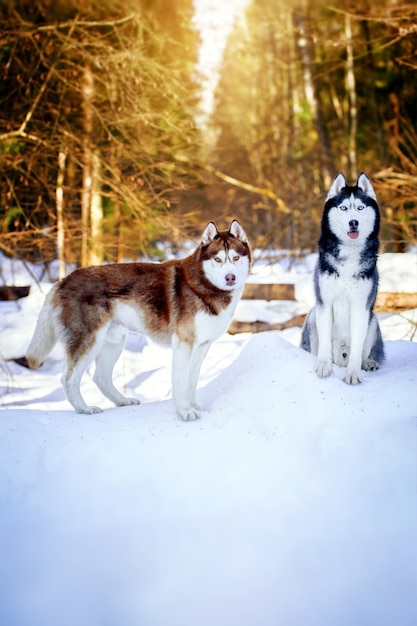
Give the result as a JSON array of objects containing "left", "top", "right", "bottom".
[
  {"left": 25, "top": 286, "right": 58, "bottom": 368},
  {"left": 202, "top": 251, "right": 250, "bottom": 292},
  {"left": 357, "top": 172, "right": 377, "bottom": 200},
  {"left": 59, "top": 321, "right": 140, "bottom": 415},
  {"left": 172, "top": 286, "right": 245, "bottom": 421},
  {"left": 326, "top": 172, "right": 347, "bottom": 200},
  {"left": 328, "top": 194, "right": 375, "bottom": 245},
  {"left": 173, "top": 229, "right": 250, "bottom": 420},
  {"left": 314, "top": 246, "right": 378, "bottom": 383},
  {"left": 201, "top": 222, "right": 218, "bottom": 245},
  {"left": 229, "top": 220, "right": 248, "bottom": 241},
  {"left": 171, "top": 336, "right": 209, "bottom": 420}
]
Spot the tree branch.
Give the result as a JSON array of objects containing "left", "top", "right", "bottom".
[
  {"left": 203, "top": 163, "right": 290, "bottom": 214},
  {"left": 30, "top": 13, "right": 136, "bottom": 33}
]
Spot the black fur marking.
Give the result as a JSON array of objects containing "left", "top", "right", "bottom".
[
  {"left": 300, "top": 311, "right": 312, "bottom": 351},
  {"left": 148, "top": 288, "right": 170, "bottom": 316},
  {"left": 323, "top": 183, "right": 381, "bottom": 240},
  {"left": 82, "top": 293, "right": 96, "bottom": 306},
  {"left": 113, "top": 285, "right": 133, "bottom": 297},
  {"left": 354, "top": 238, "right": 379, "bottom": 280},
  {"left": 320, "top": 185, "right": 380, "bottom": 257},
  {"left": 366, "top": 269, "right": 379, "bottom": 310},
  {"left": 368, "top": 317, "right": 385, "bottom": 363},
  {"left": 313, "top": 264, "right": 324, "bottom": 306},
  {"left": 314, "top": 180, "right": 381, "bottom": 308},
  {"left": 202, "top": 298, "right": 219, "bottom": 316},
  {"left": 318, "top": 197, "right": 343, "bottom": 279},
  {"left": 173, "top": 266, "right": 183, "bottom": 299}
]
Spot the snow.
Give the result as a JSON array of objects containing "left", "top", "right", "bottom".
[{"left": 0, "top": 251, "right": 416, "bottom": 626}]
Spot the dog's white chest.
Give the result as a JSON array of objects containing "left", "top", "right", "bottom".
[
  {"left": 194, "top": 293, "right": 240, "bottom": 344},
  {"left": 318, "top": 250, "right": 374, "bottom": 341},
  {"left": 321, "top": 249, "right": 371, "bottom": 304}
]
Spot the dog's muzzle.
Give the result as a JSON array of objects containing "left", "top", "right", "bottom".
[
  {"left": 348, "top": 219, "right": 359, "bottom": 240},
  {"left": 225, "top": 273, "right": 236, "bottom": 286}
]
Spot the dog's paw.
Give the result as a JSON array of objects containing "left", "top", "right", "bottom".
[
  {"left": 316, "top": 360, "right": 332, "bottom": 378},
  {"left": 362, "top": 359, "right": 379, "bottom": 371},
  {"left": 116, "top": 397, "right": 141, "bottom": 407},
  {"left": 78, "top": 405, "right": 103, "bottom": 415},
  {"left": 178, "top": 406, "right": 201, "bottom": 421},
  {"left": 344, "top": 370, "right": 362, "bottom": 384}
]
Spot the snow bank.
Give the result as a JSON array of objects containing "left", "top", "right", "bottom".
[
  {"left": 0, "top": 334, "right": 416, "bottom": 626},
  {"left": 0, "top": 251, "right": 416, "bottom": 626}
]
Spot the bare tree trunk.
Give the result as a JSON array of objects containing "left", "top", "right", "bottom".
[
  {"left": 345, "top": 13, "right": 357, "bottom": 180},
  {"left": 293, "top": 6, "right": 333, "bottom": 189},
  {"left": 56, "top": 146, "right": 67, "bottom": 278},
  {"left": 89, "top": 151, "right": 103, "bottom": 266},
  {"left": 361, "top": 18, "right": 385, "bottom": 164},
  {"left": 114, "top": 196, "right": 123, "bottom": 262},
  {"left": 81, "top": 63, "right": 103, "bottom": 267},
  {"left": 81, "top": 64, "right": 93, "bottom": 267},
  {"left": 288, "top": 9, "right": 301, "bottom": 156}
]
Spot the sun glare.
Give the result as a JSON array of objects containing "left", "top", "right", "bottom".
[{"left": 193, "top": 0, "right": 250, "bottom": 128}]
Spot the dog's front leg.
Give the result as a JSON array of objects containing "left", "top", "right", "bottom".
[
  {"left": 344, "top": 306, "right": 369, "bottom": 384},
  {"left": 172, "top": 336, "right": 201, "bottom": 421},
  {"left": 315, "top": 303, "right": 333, "bottom": 378},
  {"left": 188, "top": 341, "right": 211, "bottom": 410}
]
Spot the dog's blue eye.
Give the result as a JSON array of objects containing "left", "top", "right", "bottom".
[
  {"left": 340, "top": 205, "right": 348, "bottom": 211},
  {"left": 357, "top": 205, "right": 365, "bottom": 211}
]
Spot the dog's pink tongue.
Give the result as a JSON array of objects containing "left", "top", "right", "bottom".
[{"left": 348, "top": 231, "right": 359, "bottom": 240}]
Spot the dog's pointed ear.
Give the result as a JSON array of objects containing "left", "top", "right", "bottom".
[
  {"left": 326, "top": 172, "right": 347, "bottom": 200},
  {"left": 201, "top": 221, "right": 218, "bottom": 245},
  {"left": 229, "top": 220, "right": 248, "bottom": 243},
  {"left": 357, "top": 172, "right": 376, "bottom": 200}
]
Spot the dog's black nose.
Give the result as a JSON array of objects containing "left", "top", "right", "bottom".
[
  {"left": 349, "top": 219, "right": 359, "bottom": 230},
  {"left": 225, "top": 273, "right": 236, "bottom": 285}
]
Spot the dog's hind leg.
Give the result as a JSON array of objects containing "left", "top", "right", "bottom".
[
  {"left": 300, "top": 308, "right": 319, "bottom": 355},
  {"left": 93, "top": 331, "right": 141, "bottom": 408},
  {"left": 362, "top": 314, "right": 384, "bottom": 372},
  {"left": 300, "top": 312, "right": 312, "bottom": 353},
  {"left": 63, "top": 352, "right": 102, "bottom": 414},
  {"left": 62, "top": 327, "right": 108, "bottom": 414},
  {"left": 315, "top": 304, "right": 333, "bottom": 378}
]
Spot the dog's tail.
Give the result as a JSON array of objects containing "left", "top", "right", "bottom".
[{"left": 26, "top": 285, "right": 59, "bottom": 369}]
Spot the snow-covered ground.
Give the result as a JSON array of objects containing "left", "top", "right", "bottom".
[{"left": 0, "top": 251, "right": 416, "bottom": 626}]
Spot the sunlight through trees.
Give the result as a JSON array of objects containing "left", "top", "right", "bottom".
[{"left": 0, "top": 0, "right": 415, "bottom": 267}]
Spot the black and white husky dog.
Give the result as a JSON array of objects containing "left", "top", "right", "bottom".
[{"left": 300, "top": 172, "right": 385, "bottom": 384}]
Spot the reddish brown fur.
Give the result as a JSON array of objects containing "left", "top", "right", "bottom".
[
  {"left": 26, "top": 220, "right": 251, "bottom": 417},
  {"left": 54, "top": 230, "right": 251, "bottom": 362}
]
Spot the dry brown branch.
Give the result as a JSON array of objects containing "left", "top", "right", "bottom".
[{"left": 202, "top": 164, "right": 290, "bottom": 214}]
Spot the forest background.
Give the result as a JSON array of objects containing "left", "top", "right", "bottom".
[{"left": 0, "top": 0, "right": 416, "bottom": 275}]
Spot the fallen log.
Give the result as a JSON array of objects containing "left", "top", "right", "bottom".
[
  {"left": 229, "top": 287, "right": 417, "bottom": 335},
  {"left": 375, "top": 292, "right": 417, "bottom": 312},
  {"left": 0, "top": 285, "right": 30, "bottom": 300},
  {"left": 242, "top": 283, "right": 416, "bottom": 313},
  {"left": 243, "top": 283, "right": 295, "bottom": 301},
  {"left": 11, "top": 356, "right": 30, "bottom": 368},
  {"left": 228, "top": 314, "right": 307, "bottom": 335}
]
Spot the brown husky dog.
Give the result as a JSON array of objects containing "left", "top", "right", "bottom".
[{"left": 26, "top": 220, "right": 251, "bottom": 420}]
